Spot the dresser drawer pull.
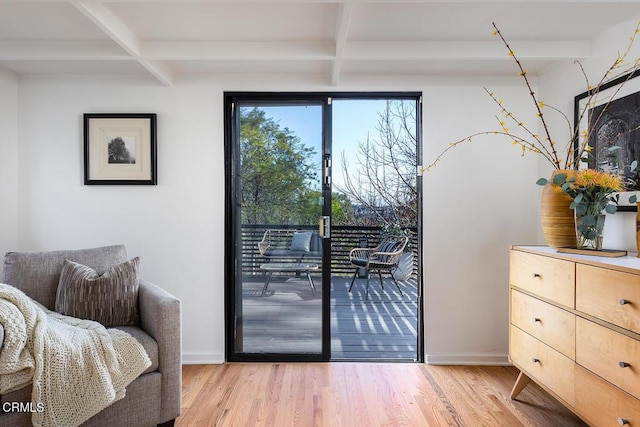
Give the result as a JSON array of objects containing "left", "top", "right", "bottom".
[
  {"left": 532, "top": 317, "right": 541, "bottom": 323},
  {"left": 619, "top": 361, "right": 631, "bottom": 368},
  {"left": 532, "top": 273, "right": 541, "bottom": 278},
  {"left": 531, "top": 357, "right": 540, "bottom": 363},
  {"left": 619, "top": 298, "right": 630, "bottom": 305},
  {"left": 618, "top": 418, "right": 629, "bottom": 426}
]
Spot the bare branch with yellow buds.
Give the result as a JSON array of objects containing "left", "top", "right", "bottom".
[
  {"left": 427, "top": 20, "right": 640, "bottom": 174},
  {"left": 491, "top": 22, "right": 560, "bottom": 168}
]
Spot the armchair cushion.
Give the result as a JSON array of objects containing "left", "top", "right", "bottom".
[
  {"left": 113, "top": 326, "right": 158, "bottom": 375},
  {"left": 55, "top": 257, "right": 140, "bottom": 327}
]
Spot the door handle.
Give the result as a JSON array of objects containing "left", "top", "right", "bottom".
[
  {"left": 323, "top": 155, "right": 331, "bottom": 187},
  {"left": 319, "top": 216, "right": 331, "bottom": 238}
]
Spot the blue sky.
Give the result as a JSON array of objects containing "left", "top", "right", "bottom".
[{"left": 260, "top": 100, "right": 391, "bottom": 190}]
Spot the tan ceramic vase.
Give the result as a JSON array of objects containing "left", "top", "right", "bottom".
[{"left": 540, "top": 170, "right": 577, "bottom": 248}]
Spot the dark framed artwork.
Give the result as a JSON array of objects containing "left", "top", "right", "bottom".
[
  {"left": 574, "top": 70, "right": 640, "bottom": 211},
  {"left": 84, "top": 113, "right": 157, "bottom": 185},
  {"left": 574, "top": 70, "right": 640, "bottom": 189}
]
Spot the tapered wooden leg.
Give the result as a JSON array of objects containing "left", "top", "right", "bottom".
[{"left": 510, "top": 371, "right": 531, "bottom": 399}]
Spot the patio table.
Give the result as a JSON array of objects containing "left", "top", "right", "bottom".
[{"left": 259, "top": 262, "right": 319, "bottom": 296}]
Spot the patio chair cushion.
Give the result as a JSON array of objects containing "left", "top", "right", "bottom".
[
  {"left": 351, "top": 258, "right": 368, "bottom": 268},
  {"left": 309, "top": 232, "right": 321, "bottom": 253},
  {"left": 55, "top": 257, "right": 141, "bottom": 327},
  {"left": 380, "top": 240, "right": 400, "bottom": 253},
  {"left": 290, "top": 231, "right": 313, "bottom": 252}
]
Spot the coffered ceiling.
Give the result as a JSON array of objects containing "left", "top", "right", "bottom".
[{"left": 1, "top": 0, "right": 639, "bottom": 86}]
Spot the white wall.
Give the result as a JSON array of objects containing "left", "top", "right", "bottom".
[
  {"left": 14, "top": 72, "right": 541, "bottom": 364},
  {"left": 422, "top": 80, "right": 539, "bottom": 364},
  {"left": 17, "top": 75, "right": 225, "bottom": 363},
  {"left": 0, "top": 66, "right": 19, "bottom": 281},
  {"left": 539, "top": 18, "right": 640, "bottom": 252}
]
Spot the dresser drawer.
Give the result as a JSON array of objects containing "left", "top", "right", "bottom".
[
  {"left": 576, "top": 264, "right": 640, "bottom": 334},
  {"left": 510, "top": 250, "right": 575, "bottom": 308},
  {"left": 575, "top": 365, "right": 640, "bottom": 427},
  {"left": 510, "top": 325, "right": 574, "bottom": 406},
  {"left": 510, "top": 289, "right": 575, "bottom": 359},
  {"left": 576, "top": 317, "right": 640, "bottom": 400}
]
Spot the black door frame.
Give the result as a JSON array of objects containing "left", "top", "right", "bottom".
[{"left": 224, "top": 91, "right": 424, "bottom": 363}]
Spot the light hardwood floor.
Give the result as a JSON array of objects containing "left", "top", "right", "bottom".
[{"left": 177, "top": 363, "right": 586, "bottom": 426}]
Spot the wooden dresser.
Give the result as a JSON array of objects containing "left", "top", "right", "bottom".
[{"left": 509, "top": 246, "right": 640, "bottom": 426}]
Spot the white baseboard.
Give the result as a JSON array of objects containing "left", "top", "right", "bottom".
[
  {"left": 182, "top": 352, "right": 225, "bottom": 364},
  {"left": 180, "top": 353, "right": 510, "bottom": 366},
  {"left": 425, "top": 353, "right": 510, "bottom": 366}
]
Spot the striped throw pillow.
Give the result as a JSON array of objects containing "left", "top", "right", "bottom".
[{"left": 55, "top": 257, "right": 140, "bottom": 327}]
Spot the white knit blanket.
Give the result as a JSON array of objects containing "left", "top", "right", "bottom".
[{"left": 0, "top": 283, "right": 151, "bottom": 427}]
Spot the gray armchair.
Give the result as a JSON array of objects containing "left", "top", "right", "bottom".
[{"left": 0, "top": 245, "right": 181, "bottom": 427}]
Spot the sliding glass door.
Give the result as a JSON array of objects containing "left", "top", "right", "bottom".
[
  {"left": 225, "top": 93, "right": 423, "bottom": 362},
  {"left": 225, "top": 95, "right": 331, "bottom": 361}
]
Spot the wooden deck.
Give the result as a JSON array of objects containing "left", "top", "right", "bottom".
[{"left": 240, "top": 273, "right": 419, "bottom": 360}]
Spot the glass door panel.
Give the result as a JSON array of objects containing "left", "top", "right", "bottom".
[
  {"left": 233, "top": 101, "right": 326, "bottom": 357},
  {"left": 330, "top": 98, "right": 420, "bottom": 361}
]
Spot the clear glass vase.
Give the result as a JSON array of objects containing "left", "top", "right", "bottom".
[{"left": 574, "top": 211, "right": 606, "bottom": 250}]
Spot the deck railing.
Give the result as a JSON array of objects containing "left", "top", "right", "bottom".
[{"left": 241, "top": 224, "right": 418, "bottom": 276}]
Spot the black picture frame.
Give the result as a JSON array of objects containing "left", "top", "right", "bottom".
[
  {"left": 574, "top": 70, "right": 640, "bottom": 211},
  {"left": 84, "top": 113, "right": 157, "bottom": 185}
]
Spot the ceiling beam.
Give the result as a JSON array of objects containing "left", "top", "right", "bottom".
[
  {"left": 0, "top": 39, "right": 590, "bottom": 62},
  {"left": 142, "top": 41, "right": 334, "bottom": 60},
  {"left": 346, "top": 40, "right": 591, "bottom": 60},
  {"left": 73, "top": 1, "right": 173, "bottom": 86},
  {"left": 73, "top": 2, "right": 140, "bottom": 56},
  {"left": 140, "top": 40, "right": 590, "bottom": 61},
  {"left": 138, "top": 59, "right": 174, "bottom": 86},
  {"left": 331, "top": 2, "right": 354, "bottom": 86},
  {"left": 0, "top": 42, "right": 131, "bottom": 60}
]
